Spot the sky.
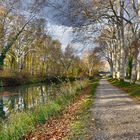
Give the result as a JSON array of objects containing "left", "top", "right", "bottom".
[
  {"left": 16, "top": 0, "right": 95, "bottom": 52},
  {"left": 41, "top": 0, "right": 94, "bottom": 51},
  {"left": 40, "top": 0, "right": 74, "bottom": 49},
  {"left": 46, "top": 17, "right": 89, "bottom": 54},
  {"left": 47, "top": 21, "right": 73, "bottom": 49},
  {"left": 15, "top": 0, "right": 74, "bottom": 49}
]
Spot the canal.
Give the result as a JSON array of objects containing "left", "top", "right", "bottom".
[{"left": 0, "top": 83, "right": 60, "bottom": 119}]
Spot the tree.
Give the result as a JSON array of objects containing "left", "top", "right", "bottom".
[{"left": 0, "top": 0, "right": 47, "bottom": 70}]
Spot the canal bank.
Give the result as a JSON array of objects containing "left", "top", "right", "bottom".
[{"left": 0, "top": 80, "right": 89, "bottom": 140}]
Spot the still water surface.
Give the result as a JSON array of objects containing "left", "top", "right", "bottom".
[{"left": 0, "top": 83, "right": 59, "bottom": 119}]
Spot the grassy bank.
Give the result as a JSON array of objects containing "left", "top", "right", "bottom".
[
  {"left": 66, "top": 80, "right": 99, "bottom": 139},
  {"left": 0, "top": 80, "right": 89, "bottom": 140},
  {"left": 108, "top": 79, "right": 140, "bottom": 98}
]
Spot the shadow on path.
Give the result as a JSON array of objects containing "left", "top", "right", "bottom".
[{"left": 92, "top": 79, "right": 140, "bottom": 140}]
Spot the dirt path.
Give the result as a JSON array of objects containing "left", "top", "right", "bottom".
[{"left": 92, "top": 79, "right": 140, "bottom": 140}]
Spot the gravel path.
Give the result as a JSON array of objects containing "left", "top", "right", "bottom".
[{"left": 92, "top": 79, "right": 140, "bottom": 140}]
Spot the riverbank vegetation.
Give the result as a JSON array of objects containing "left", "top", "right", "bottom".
[
  {"left": 108, "top": 79, "right": 140, "bottom": 99},
  {"left": 0, "top": 80, "right": 89, "bottom": 140},
  {"left": 23, "top": 80, "right": 99, "bottom": 140}
]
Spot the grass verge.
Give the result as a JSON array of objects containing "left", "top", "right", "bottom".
[
  {"left": 65, "top": 80, "right": 99, "bottom": 140},
  {"left": 108, "top": 78, "right": 140, "bottom": 98},
  {"left": 0, "top": 80, "right": 88, "bottom": 140}
]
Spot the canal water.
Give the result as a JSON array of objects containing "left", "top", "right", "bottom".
[{"left": 0, "top": 83, "right": 59, "bottom": 119}]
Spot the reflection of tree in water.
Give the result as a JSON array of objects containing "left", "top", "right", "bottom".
[
  {"left": 22, "top": 87, "right": 28, "bottom": 110},
  {"left": 7, "top": 96, "right": 17, "bottom": 115},
  {"left": 10, "top": 96, "right": 16, "bottom": 110},
  {"left": 0, "top": 87, "right": 5, "bottom": 119},
  {"left": 32, "top": 87, "right": 35, "bottom": 107},
  {"left": 0, "top": 97, "right": 5, "bottom": 119},
  {"left": 21, "top": 85, "right": 47, "bottom": 109},
  {"left": 40, "top": 85, "right": 45, "bottom": 103},
  {"left": 0, "top": 83, "right": 60, "bottom": 120}
]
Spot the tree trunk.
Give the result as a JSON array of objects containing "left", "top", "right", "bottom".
[
  {"left": 128, "top": 57, "right": 133, "bottom": 79},
  {"left": 119, "top": 27, "right": 125, "bottom": 81},
  {"left": 119, "top": 0, "right": 125, "bottom": 81},
  {"left": 131, "top": 50, "right": 138, "bottom": 84},
  {"left": 131, "top": 60, "right": 137, "bottom": 84},
  {"left": 110, "top": 62, "right": 113, "bottom": 78},
  {"left": 130, "top": 37, "right": 139, "bottom": 84}
]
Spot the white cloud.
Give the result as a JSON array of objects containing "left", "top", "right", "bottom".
[{"left": 47, "top": 22, "right": 73, "bottom": 49}]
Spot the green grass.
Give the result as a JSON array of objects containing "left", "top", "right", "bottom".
[
  {"left": 108, "top": 78, "right": 140, "bottom": 97},
  {"left": 66, "top": 80, "right": 99, "bottom": 139},
  {"left": 0, "top": 80, "right": 89, "bottom": 140}
]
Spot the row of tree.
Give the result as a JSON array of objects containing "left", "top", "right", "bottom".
[
  {"left": 95, "top": 0, "right": 140, "bottom": 83},
  {"left": 0, "top": 0, "right": 103, "bottom": 78},
  {"left": 65, "top": 0, "right": 140, "bottom": 83}
]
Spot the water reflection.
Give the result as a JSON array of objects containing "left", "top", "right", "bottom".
[
  {"left": 0, "top": 97, "right": 5, "bottom": 119},
  {"left": 0, "top": 83, "right": 58, "bottom": 119}
]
